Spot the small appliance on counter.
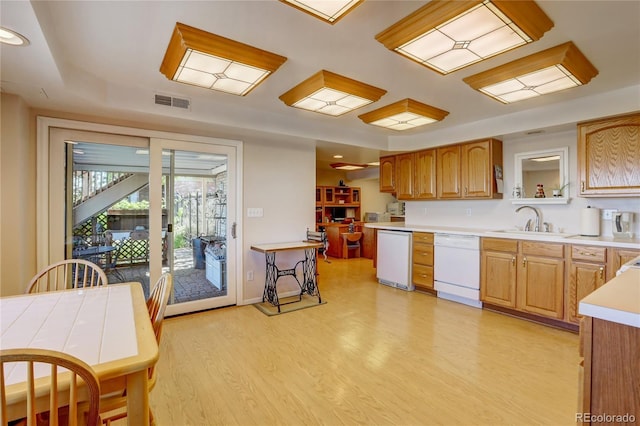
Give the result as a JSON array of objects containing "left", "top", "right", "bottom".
[
  {"left": 580, "top": 206, "right": 601, "bottom": 237},
  {"left": 387, "top": 201, "right": 405, "bottom": 216},
  {"left": 612, "top": 211, "right": 635, "bottom": 239},
  {"left": 364, "top": 212, "right": 390, "bottom": 222}
]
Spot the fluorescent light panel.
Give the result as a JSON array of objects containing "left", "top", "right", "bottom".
[
  {"left": 375, "top": 0, "right": 554, "bottom": 74},
  {"left": 330, "top": 163, "right": 368, "bottom": 170},
  {"left": 463, "top": 42, "right": 598, "bottom": 104},
  {"left": 358, "top": 99, "right": 449, "bottom": 131},
  {"left": 279, "top": 0, "right": 363, "bottom": 24},
  {"left": 160, "top": 23, "right": 287, "bottom": 96},
  {"left": 279, "top": 70, "right": 387, "bottom": 116}
]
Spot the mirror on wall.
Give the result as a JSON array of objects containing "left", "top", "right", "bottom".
[{"left": 512, "top": 147, "right": 570, "bottom": 204}]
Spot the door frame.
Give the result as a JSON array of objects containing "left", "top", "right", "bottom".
[{"left": 36, "top": 117, "right": 244, "bottom": 306}]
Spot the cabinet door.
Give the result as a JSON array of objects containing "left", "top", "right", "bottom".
[
  {"left": 481, "top": 250, "right": 516, "bottom": 307},
  {"left": 437, "top": 145, "right": 461, "bottom": 198},
  {"left": 568, "top": 261, "right": 606, "bottom": 324},
  {"left": 414, "top": 149, "right": 437, "bottom": 199},
  {"left": 379, "top": 155, "right": 396, "bottom": 193},
  {"left": 608, "top": 247, "right": 640, "bottom": 280},
  {"left": 462, "top": 141, "right": 491, "bottom": 198},
  {"left": 395, "top": 153, "right": 414, "bottom": 200},
  {"left": 518, "top": 255, "right": 564, "bottom": 319},
  {"left": 578, "top": 113, "right": 640, "bottom": 196}
]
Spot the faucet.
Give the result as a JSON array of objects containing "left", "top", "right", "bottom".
[{"left": 516, "top": 205, "right": 541, "bottom": 232}]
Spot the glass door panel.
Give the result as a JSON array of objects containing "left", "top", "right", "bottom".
[{"left": 150, "top": 140, "right": 236, "bottom": 315}]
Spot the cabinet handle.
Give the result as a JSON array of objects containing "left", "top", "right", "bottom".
[
  {"left": 522, "top": 257, "right": 527, "bottom": 267},
  {"left": 581, "top": 181, "right": 585, "bottom": 191},
  {"left": 464, "top": 187, "right": 468, "bottom": 195},
  {"left": 580, "top": 252, "right": 596, "bottom": 256},
  {"left": 599, "top": 267, "right": 604, "bottom": 279},
  {"left": 511, "top": 256, "right": 515, "bottom": 266},
  {"left": 421, "top": 274, "right": 427, "bottom": 278}
]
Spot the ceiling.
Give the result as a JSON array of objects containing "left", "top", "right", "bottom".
[{"left": 1, "top": 1, "right": 639, "bottom": 171}]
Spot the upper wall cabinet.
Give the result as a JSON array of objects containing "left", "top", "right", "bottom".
[
  {"left": 395, "top": 149, "right": 437, "bottom": 201},
  {"left": 379, "top": 155, "right": 396, "bottom": 193},
  {"left": 438, "top": 139, "right": 503, "bottom": 199},
  {"left": 578, "top": 112, "right": 640, "bottom": 197},
  {"left": 380, "top": 139, "right": 503, "bottom": 201}
]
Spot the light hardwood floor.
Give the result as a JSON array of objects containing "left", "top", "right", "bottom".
[{"left": 147, "top": 258, "right": 579, "bottom": 425}]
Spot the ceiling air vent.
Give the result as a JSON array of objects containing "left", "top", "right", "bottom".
[{"left": 154, "top": 94, "right": 190, "bottom": 110}]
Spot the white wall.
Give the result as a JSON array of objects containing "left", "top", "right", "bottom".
[
  {"left": 405, "top": 128, "right": 640, "bottom": 237},
  {"left": 242, "top": 137, "right": 316, "bottom": 302}
]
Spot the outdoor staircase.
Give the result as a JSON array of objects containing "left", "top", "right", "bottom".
[{"left": 73, "top": 171, "right": 149, "bottom": 226}]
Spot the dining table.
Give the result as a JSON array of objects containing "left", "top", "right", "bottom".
[{"left": 0, "top": 282, "right": 158, "bottom": 425}]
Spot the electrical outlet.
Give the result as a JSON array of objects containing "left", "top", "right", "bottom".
[
  {"left": 602, "top": 209, "right": 618, "bottom": 220},
  {"left": 247, "top": 270, "right": 254, "bottom": 281},
  {"left": 247, "top": 207, "right": 263, "bottom": 218}
]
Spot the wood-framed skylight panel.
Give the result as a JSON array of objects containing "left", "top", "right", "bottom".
[
  {"left": 463, "top": 42, "right": 599, "bottom": 104},
  {"left": 375, "top": 0, "right": 554, "bottom": 75},
  {"left": 279, "top": 70, "right": 387, "bottom": 116},
  {"left": 160, "top": 22, "right": 287, "bottom": 96},
  {"left": 358, "top": 99, "right": 449, "bottom": 131},
  {"left": 279, "top": 0, "right": 363, "bottom": 24}
]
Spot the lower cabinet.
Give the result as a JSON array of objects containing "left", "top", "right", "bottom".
[
  {"left": 481, "top": 238, "right": 565, "bottom": 322},
  {"left": 608, "top": 247, "right": 640, "bottom": 280},
  {"left": 412, "top": 232, "right": 434, "bottom": 293},
  {"left": 567, "top": 245, "right": 607, "bottom": 324}
]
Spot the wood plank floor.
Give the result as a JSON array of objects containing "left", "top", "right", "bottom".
[{"left": 147, "top": 257, "right": 579, "bottom": 425}]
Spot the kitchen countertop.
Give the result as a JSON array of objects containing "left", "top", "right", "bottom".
[
  {"left": 579, "top": 265, "right": 640, "bottom": 328},
  {"left": 364, "top": 222, "right": 640, "bottom": 249}
]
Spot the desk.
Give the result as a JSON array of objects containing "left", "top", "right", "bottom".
[
  {"left": 0, "top": 283, "right": 158, "bottom": 425},
  {"left": 251, "top": 242, "right": 323, "bottom": 312}
]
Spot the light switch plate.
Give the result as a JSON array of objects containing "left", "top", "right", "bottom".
[{"left": 247, "top": 207, "right": 263, "bottom": 217}]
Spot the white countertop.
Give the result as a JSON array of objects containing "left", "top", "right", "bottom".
[
  {"left": 364, "top": 222, "right": 640, "bottom": 249},
  {"left": 579, "top": 266, "right": 640, "bottom": 328}
]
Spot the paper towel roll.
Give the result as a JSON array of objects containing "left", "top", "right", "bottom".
[{"left": 581, "top": 207, "right": 600, "bottom": 236}]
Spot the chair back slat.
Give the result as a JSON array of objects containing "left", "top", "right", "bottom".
[
  {"left": 0, "top": 348, "right": 101, "bottom": 426},
  {"left": 27, "top": 260, "right": 107, "bottom": 293}
]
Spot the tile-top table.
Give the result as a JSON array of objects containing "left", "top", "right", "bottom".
[
  {"left": 251, "top": 241, "right": 323, "bottom": 312},
  {"left": 0, "top": 283, "right": 158, "bottom": 425}
]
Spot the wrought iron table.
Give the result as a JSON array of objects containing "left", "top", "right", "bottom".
[{"left": 250, "top": 241, "right": 323, "bottom": 312}]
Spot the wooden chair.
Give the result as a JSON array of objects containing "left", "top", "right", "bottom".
[
  {"left": 0, "top": 348, "right": 101, "bottom": 426},
  {"left": 341, "top": 232, "right": 362, "bottom": 259},
  {"left": 99, "top": 273, "right": 173, "bottom": 425},
  {"left": 27, "top": 259, "right": 108, "bottom": 294}
]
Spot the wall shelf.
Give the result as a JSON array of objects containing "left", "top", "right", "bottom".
[{"left": 510, "top": 197, "right": 571, "bottom": 205}]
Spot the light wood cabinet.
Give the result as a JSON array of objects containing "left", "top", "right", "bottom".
[
  {"left": 315, "top": 186, "right": 360, "bottom": 224},
  {"left": 462, "top": 140, "right": 501, "bottom": 198},
  {"left": 412, "top": 232, "right": 434, "bottom": 293},
  {"left": 518, "top": 241, "right": 565, "bottom": 319},
  {"left": 567, "top": 245, "right": 607, "bottom": 324},
  {"left": 395, "top": 149, "right": 437, "bottom": 201},
  {"left": 379, "top": 155, "right": 396, "bottom": 193},
  {"left": 481, "top": 238, "right": 564, "bottom": 321},
  {"left": 395, "top": 153, "right": 414, "bottom": 199},
  {"left": 607, "top": 247, "right": 640, "bottom": 280},
  {"left": 436, "top": 145, "right": 461, "bottom": 199},
  {"left": 481, "top": 238, "right": 517, "bottom": 308},
  {"left": 578, "top": 112, "right": 640, "bottom": 196}
]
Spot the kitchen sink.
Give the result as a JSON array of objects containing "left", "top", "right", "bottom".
[{"left": 485, "top": 229, "right": 578, "bottom": 239}]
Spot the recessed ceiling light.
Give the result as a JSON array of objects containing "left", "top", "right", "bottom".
[
  {"left": 330, "top": 162, "right": 368, "bottom": 170},
  {"left": 367, "top": 161, "right": 380, "bottom": 166},
  {"left": 333, "top": 154, "right": 344, "bottom": 159},
  {"left": 0, "top": 27, "right": 30, "bottom": 46}
]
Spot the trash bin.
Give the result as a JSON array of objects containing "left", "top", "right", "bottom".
[{"left": 192, "top": 238, "right": 207, "bottom": 269}]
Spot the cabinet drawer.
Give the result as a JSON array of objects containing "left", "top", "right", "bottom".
[
  {"left": 412, "top": 264, "right": 433, "bottom": 286},
  {"left": 482, "top": 238, "right": 517, "bottom": 252},
  {"left": 413, "top": 232, "right": 434, "bottom": 244},
  {"left": 571, "top": 245, "right": 607, "bottom": 262},
  {"left": 412, "top": 244, "right": 434, "bottom": 265},
  {"left": 521, "top": 241, "right": 564, "bottom": 258}
]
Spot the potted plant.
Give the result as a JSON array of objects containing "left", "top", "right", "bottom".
[{"left": 551, "top": 182, "right": 569, "bottom": 197}]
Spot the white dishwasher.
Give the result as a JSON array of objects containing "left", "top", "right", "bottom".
[
  {"left": 434, "top": 233, "right": 481, "bottom": 308},
  {"left": 377, "top": 230, "right": 413, "bottom": 291}
]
